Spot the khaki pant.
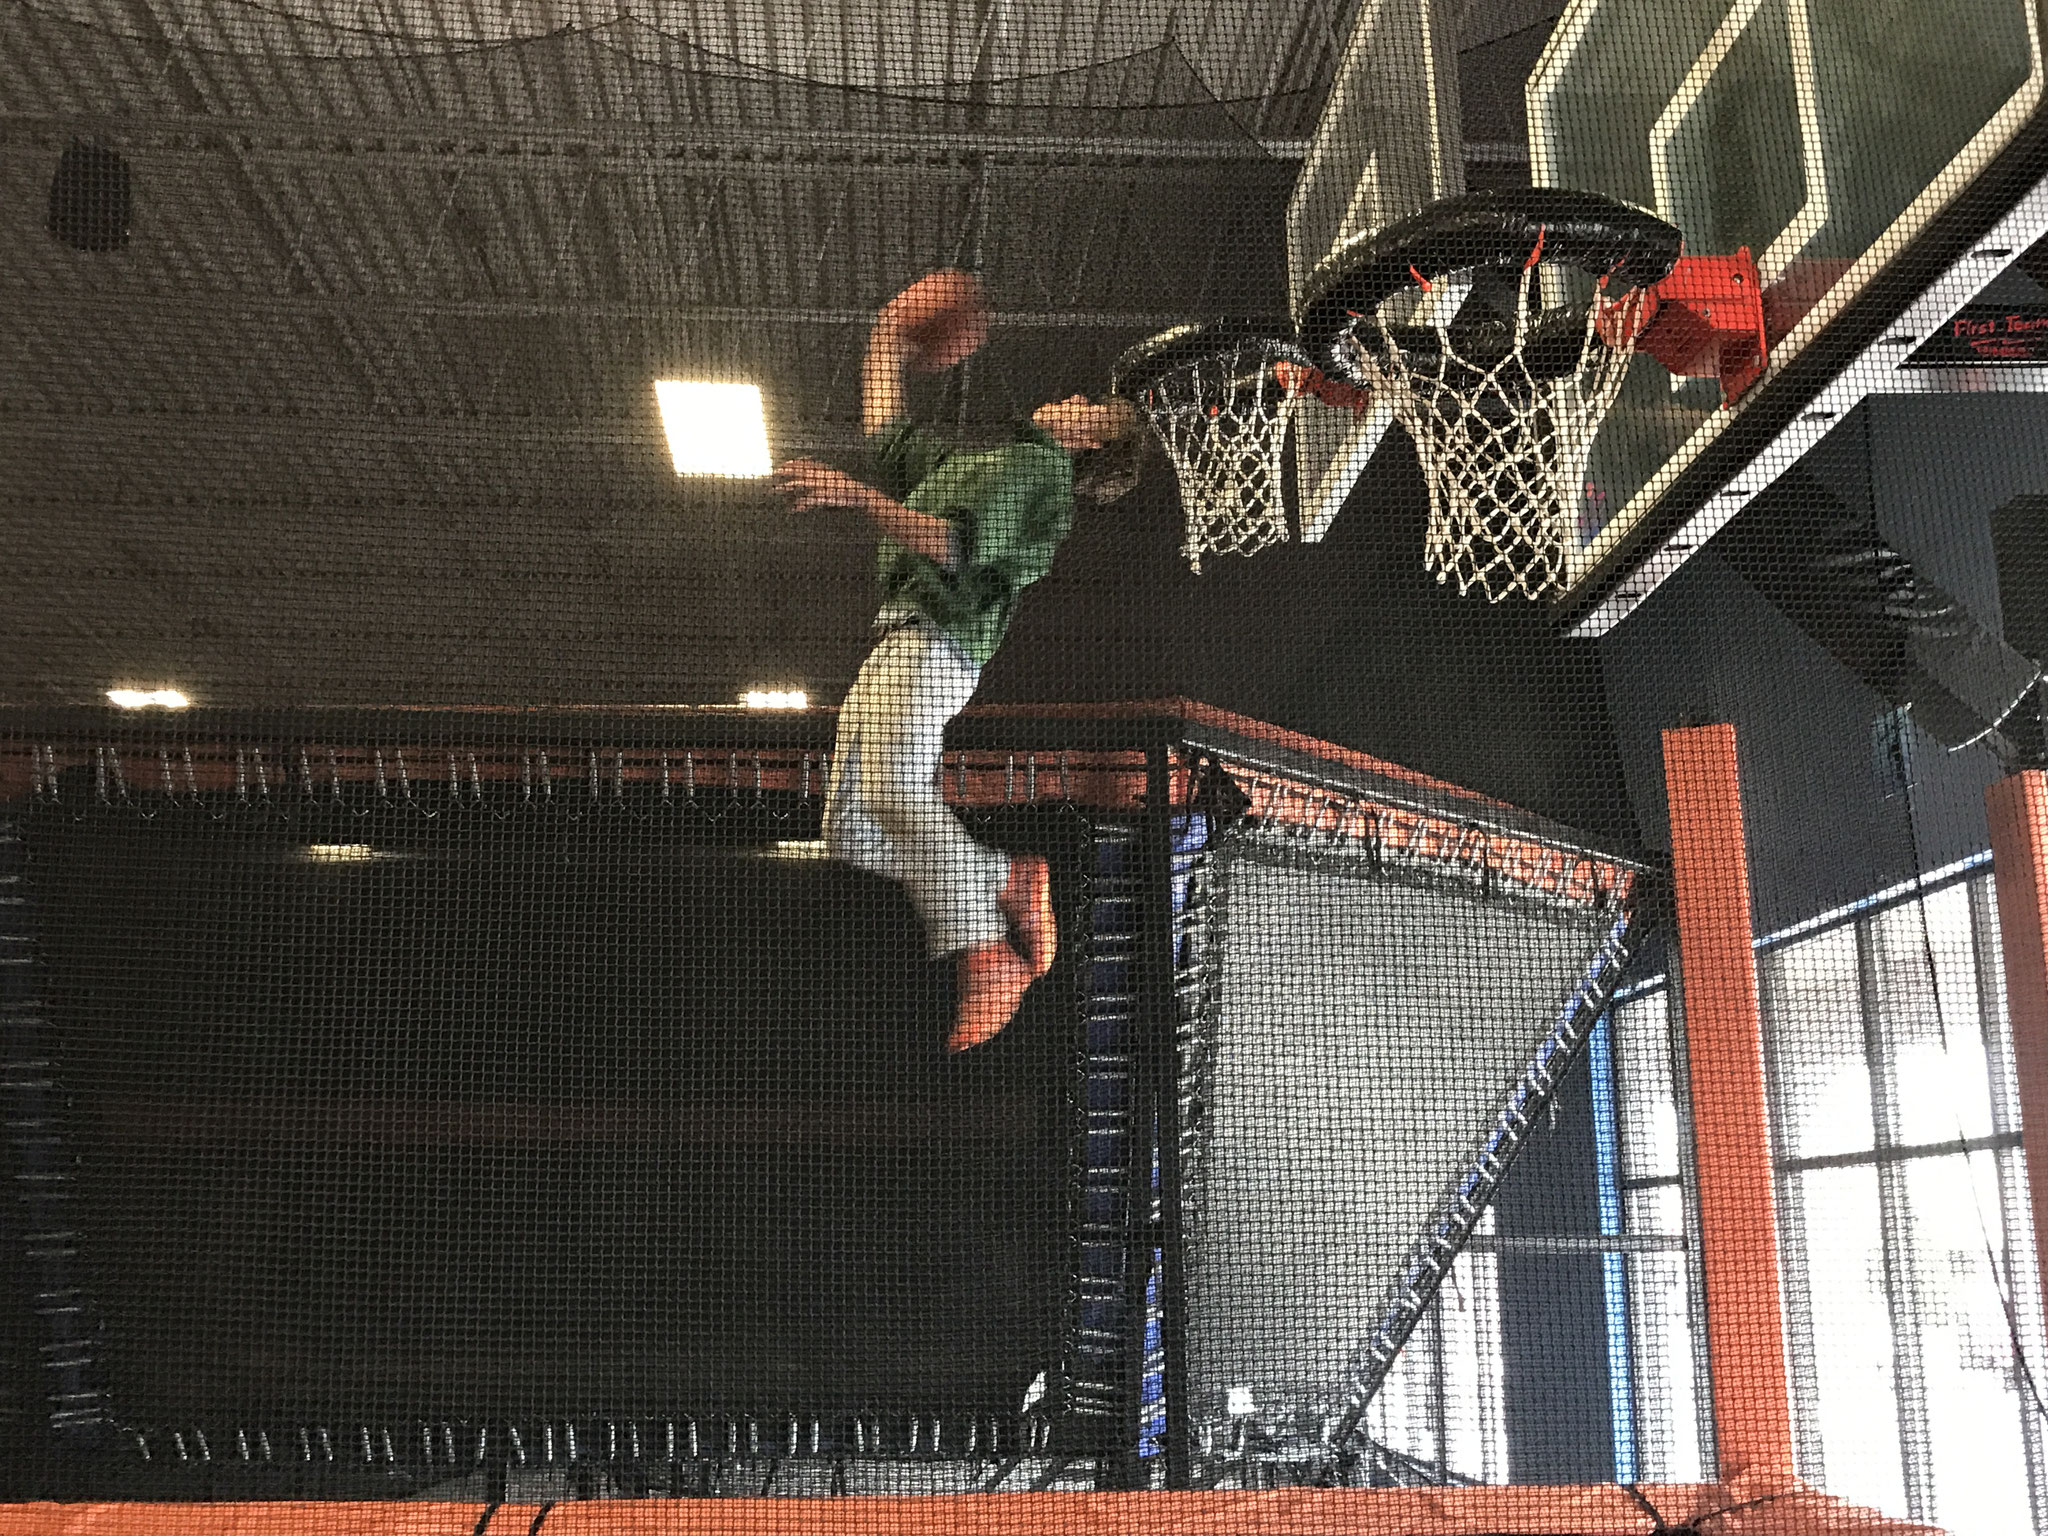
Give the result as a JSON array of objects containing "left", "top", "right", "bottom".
[{"left": 824, "top": 621, "right": 1009, "bottom": 957}]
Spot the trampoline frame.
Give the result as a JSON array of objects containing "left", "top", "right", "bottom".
[{"left": 0, "top": 706, "right": 1976, "bottom": 1533}]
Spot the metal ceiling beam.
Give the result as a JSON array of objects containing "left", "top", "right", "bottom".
[
  {"left": 0, "top": 111, "right": 1309, "bottom": 166},
  {"left": 0, "top": 293, "right": 1193, "bottom": 328}
]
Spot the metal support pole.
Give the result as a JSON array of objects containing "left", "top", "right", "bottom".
[{"left": 1147, "top": 746, "right": 1193, "bottom": 1487}]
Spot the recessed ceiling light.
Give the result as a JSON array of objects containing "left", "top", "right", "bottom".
[
  {"left": 741, "top": 689, "right": 808, "bottom": 710},
  {"left": 107, "top": 687, "right": 190, "bottom": 709},
  {"left": 304, "top": 844, "right": 382, "bottom": 863},
  {"left": 655, "top": 380, "right": 771, "bottom": 477}
]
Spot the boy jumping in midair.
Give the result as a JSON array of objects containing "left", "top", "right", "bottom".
[{"left": 772, "top": 271, "right": 1144, "bottom": 1052}]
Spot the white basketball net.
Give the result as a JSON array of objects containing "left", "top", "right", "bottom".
[
  {"left": 1135, "top": 341, "right": 1302, "bottom": 574},
  {"left": 1344, "top": 270, "right": 1648, "bottom": 601}
]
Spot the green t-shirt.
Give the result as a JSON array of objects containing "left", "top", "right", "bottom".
[{"left": 866, "top": 419, "right": 1076, "bottom": 665}]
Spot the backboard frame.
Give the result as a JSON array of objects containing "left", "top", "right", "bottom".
[{"left": 1533, "top": 0, "right": 2048, "bottom": 635}]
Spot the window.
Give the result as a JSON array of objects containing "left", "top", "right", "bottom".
[{"left": 1612, "top": 859, "right": 2048, "bottom": 1534}]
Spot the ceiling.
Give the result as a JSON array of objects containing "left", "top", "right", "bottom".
[{"left": 0, "top": 0, "right": 1568, "bottom": 711}]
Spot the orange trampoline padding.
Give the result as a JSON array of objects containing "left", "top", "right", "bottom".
[
  {"left": 1987, "top": 769, "right": 2048, "bottom": 1304},
  {"left": 0, "top": 1483, "right": 1941, "bottom": 1536},
  {"left": 1661, "top": 723, "right": 1796, "bottom": 1487}
]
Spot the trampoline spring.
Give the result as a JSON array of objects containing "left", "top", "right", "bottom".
[
  {"left": 395, "top": 749, "right": 412, "bottom": 804},
  {"left": 545, "top": 1423, "right": 556, "bottom": 1463},
  {"left": 586, "top": 751, "right": 599, "bottom": 803},
  {"left": 162, "top": 748, "right": 177, "bottom": 798},
  {"left": 509, "top": 1425, "right": 526, "bottom": 1465},
  {"left": 965, "top": 1418, "right": 978, "bottom": 1458},
  {"left": 728, "top": 752, "right": 739, "bottom": 800},
  {"left": 1005, "top": 753, "right": 1016, "bottom": 803},
  {"left": 93, "top": 748, "right": 107, "bottom": 802},
  {"left": 852, "top": 1418, "right": 866, "bottom": 1456},
  {"left": 194, "top": 1428, "right": 211, "bottom": 1462},
  {"left": 373, "top": 751, "right": 388, "bottom": 801},
  {"left": 324, "top": 749, "right": 339, "bottom": 805},
  {"left": 1025, "top": 753, "right": 1037, "bottom": 800},
  {"left": 809, "top": 1419, "right": 821, "bottom": 1456},
  {"left": 612, "top": 751, "right": 625, "bottom": 802},
  {"left": 798, "top": 752, "right": 810, "bottom": 799},
  {"left": 447, "top": 753, "right": 458, "bottom": 799},
  {"left": 683, "top": 753, "right": 695, "bottom": 798},
  {"left": 468, "top": 754, "right": 482, "bottom": 802},
  {"left": 173, "top": 1431, "right": 189, "bottom": 1463},
  {"left": 539, "top": 752, "right": 552, "bottom": 800},
  {"left": 298, "top": 748, "right": 313, "bottom": 799},
  {"left": 237, "top": 1427, "right": 251, "bottom": 1461},
  {"left": 1060, "top": 750, "right": 1071, "bottom": 800},
  {"left": 380, "top": 1427, "right": 396, "bottom": 1464},
  {"left": 627, "top": 1421, "right": 639, "bottom": 1461},
  {"left": 753, "top": 753, "right": 764, "bottom": 799},
  {"left": 785, "top": 1418, "right": 798, "bottom": 1458},
  {"left": 956, "top": 754, "right": 968, "bottom": 799},
  {"left": 475, "top": 1425, "right": 488, "bottom": 1464},
  {"left": 908, "top": 1416, "right": 920, "bottom": 1455},
  {"left": 252, "top": 748, "right": 268, "bottom": 800},
  {"left": 422, "top": 1424, "right": 434, "bottom": 1463},
  {"left": 722, "top": 1418, "right": 737, "bottom": 1459},
  {"left": 109, "top": 747, "right": 128, "bottom": 800},
  {"left": 660, "top": 753, "right": 672, "bottom": 801},
  {"left": 567, "top": 1421, "right": 581, "bottom": 1462},
  {"left": 133, "top": 1431, "right": 149, "bottom": 1461},
  {"left": 319, "top": 1426, "right": 335, "bottom": 1462},
  {"left": 747, "top": 1416, "right": 760, "bottom": 1458},
  {"left": 684, "top": 1418, "right": 698, "bottom": 1459}
]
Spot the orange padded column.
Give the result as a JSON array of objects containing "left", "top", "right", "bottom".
[
  {"left": 1662, "top": 724, "right": 1795, "bottom": 1485},
  {"left": 1986, "top": 770, "right": 2048, "bottom": 1292}
]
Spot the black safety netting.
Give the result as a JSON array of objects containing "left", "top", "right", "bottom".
[{"left": 2, "top": 3, "right": 2047, "bottom": 1533}]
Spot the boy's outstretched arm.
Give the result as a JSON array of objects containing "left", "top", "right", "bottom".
[
  {"left": 863, "top": 270, "right": 989, "bottom": 434},
  {"left": 771, "top": 460, "right": 953, "bottom": 567},
  {"left": 862, "top": 309, "right": 911, "bottom": 436}
]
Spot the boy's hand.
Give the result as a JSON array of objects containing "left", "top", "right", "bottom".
[{"left": 771, "top": 459, "right": 879, "bottom": 516}]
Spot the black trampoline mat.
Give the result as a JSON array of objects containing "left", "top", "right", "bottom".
[{"left": 26, "top": 800, "right": 1077, "bottom": 1426}]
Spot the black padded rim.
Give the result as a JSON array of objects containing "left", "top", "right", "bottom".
[
  {"left": 1110, "top": 321, "right": 1308, "bottom": 400},
  {"left": 1296, "top": 189, "right": 1683, "bottom": 362}
]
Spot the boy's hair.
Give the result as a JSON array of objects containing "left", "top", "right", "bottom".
[{"left": 1070, "top": 397, "right": 1147, "bottom": 507}]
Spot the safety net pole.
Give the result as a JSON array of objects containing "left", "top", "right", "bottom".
[{"left": 1660, "top": 724, "right": 1796, "bottom": 1488}]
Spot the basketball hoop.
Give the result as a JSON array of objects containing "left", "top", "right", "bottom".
[
  {"left": 1112, "top": 324, "right": 1314, "bottom": 574},
  {"left": 1298, "top": 190, "right": 1682, "bottom": 602}
]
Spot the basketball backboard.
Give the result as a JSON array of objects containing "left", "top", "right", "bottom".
[
  {"left": 1284, "top": 0, "right": 1464, "bottom": 543},
  {"left": 1531, "top": 0, "right": 2048, "bottom": 635},
  {"left": 1288, "top": 0, "right": 2048, "bottom": 628}
]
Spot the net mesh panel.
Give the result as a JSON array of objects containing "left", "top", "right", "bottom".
[
  {"left": 0, "top": 0, "right": 2046, "bottom": 1530},
  {"left": 1178, "top": 826, "right": 1627, "bottom": 1467}
]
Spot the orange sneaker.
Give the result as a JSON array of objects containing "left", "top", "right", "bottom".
[
  {"left": 997, "top": 854, "right": 1057, "bottom": 978},
  {"left": 950, "top": 939, "right": 1034, "bottom": 1053}
]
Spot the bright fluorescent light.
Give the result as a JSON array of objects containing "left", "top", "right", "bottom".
[
  {"left": 305, "top": 844, "right": 381, "bottom": 863},
  {"left": 107, "top": 687, "right": 190, "bottom": 709},
  {"left": 741, "top": 689, "right": 808, "bottom": 710},
  {"left": 655, "top": 380, "right": 771, "bottom": 477}
]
